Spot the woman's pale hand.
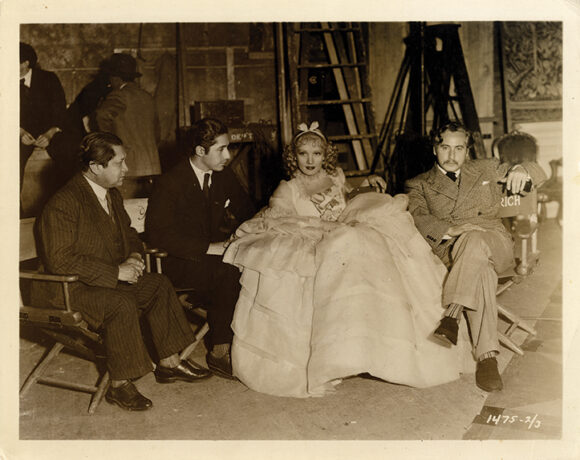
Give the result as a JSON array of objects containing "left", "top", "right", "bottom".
[{"left": 367, "top": 175, "right": 387, "bottom": 193}]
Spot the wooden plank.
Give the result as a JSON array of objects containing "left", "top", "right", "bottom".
[
  {"left": 299, "top": 97, "right": 372, "bottom": 106},
  {"left": 340, "top": 21, "right": 375, "bottom": 164},
  {"left": 320, "top": 22, "right": 367, "bottom": 170},
  {"left": 176, "top": 24, "right": 190, "bottom": 126},
  {"left": 226, "top": 47, "right": 236, "bottom": 100},
  {"left": 276, "top": 23, "right": 293, "bottom": 146},
  {"left": 352, "top": 23, "right": 379, "bottom": 156},
  {"left": 286, "top": 23, "right": 302, "bottom": 131}
]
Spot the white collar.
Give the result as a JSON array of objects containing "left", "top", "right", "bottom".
[
  {"left": 83, "top": 174, "right": 108, "bottom": 202},
  {"left": 436, "top": 163, "right": 460, "bottom": 178},
  {"left": 21, "top": 68, "right": 32, "bottom": 87},
  {"left": 189, "top": 157, "right": 213, "bottom": 189}
]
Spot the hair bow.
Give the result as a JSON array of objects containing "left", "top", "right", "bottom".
[
  {"left": 295, "top": 121, "right": 326, "bottom": 141},
  {"left": 297, "top": 121, "right": 320, "bottom": 133}
]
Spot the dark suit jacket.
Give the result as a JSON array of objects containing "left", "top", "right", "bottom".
[
  {"left": 145, "top": 158, "right": 254, "bottom": 281},
  {"left": 20, "top": 68, "right": 67, "bottom": 139},
  {"left": 405, "top": 158, "right": 547, "bottom": 260},
  {"left": 33, "top": 173, "right": 144, "bottom": 309}
]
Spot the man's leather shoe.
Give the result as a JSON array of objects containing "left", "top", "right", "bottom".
[
  {"left": 433, "top": 317, "right": 458, "bottom": 346},
  {"left": 206, "top": 352, "right": 237, "bottom": 380},
  {"left": 105, "top": 381, "right": 153, "bottom": 411},
  {"left": 154, "top": 360, "right": 212, "bottom": 383},
  {"left": 476, "top": 357, "right": 503, "bottom": 392}
]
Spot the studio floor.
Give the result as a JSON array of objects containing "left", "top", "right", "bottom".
[{"left": 17, "top": 220, "right": 562, "bottom": 442}]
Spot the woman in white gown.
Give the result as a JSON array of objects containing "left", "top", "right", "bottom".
[{"left": 224, "top": 122, "right": 474, "bottom": 397}]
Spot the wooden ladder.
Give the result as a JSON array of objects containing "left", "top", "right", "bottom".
[{"left": 285, "top": 22, "right": 379, "bottom": 175}]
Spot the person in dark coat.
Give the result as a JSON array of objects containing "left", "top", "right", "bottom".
[
  {"left": 19, "top": 42, "right": 67, "bottom": 186},
  {"left": 146, "top": 118, "right": 255, "bottom": 379},
  {"left": 34, "top": 132, "right": 212, "bottom": 411}
]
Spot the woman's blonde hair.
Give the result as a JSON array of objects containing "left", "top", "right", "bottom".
[{"left": 282, "top": 131, "right": 338, "bottom": 178}]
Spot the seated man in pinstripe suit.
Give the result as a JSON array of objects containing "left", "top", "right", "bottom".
[
  {"left": 33, "top": 132, "right": 212, "bottom": 412},
  {"left": 405, "top": 122, "right": 546, "bottom": 392}
]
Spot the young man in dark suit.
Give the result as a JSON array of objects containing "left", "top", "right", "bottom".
[
  {"left": 146, "top": 118, "right": 255, "bottom": 379},
  {"left": 405, "top": 122, "right": 546, "bottom": 392},
  {"left": 34, "top": 132, "right": 211, "bottom": 412}
]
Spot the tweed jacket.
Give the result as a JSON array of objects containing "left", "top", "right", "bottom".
[
  {"left": 33, "top": 173, "right": 144, "bottom": 307},
  {"left": 145, "top": 158, "right": 255, "bottom": 262},
  {"left": 95, "top": 81, "right": 161, "bottom": 177},
  {"left": 405, "top": 158, "right": 546, "bottom": 259},
  {"left": 20, "top": 67, "right": 67, "bottom": 139}
]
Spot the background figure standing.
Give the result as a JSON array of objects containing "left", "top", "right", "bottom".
[
  {"left": 95, "top": 53, "right": 161, "bottom": 178},
  {"left": 49, "top": 60, "right": 114, "bottom": 186},
  {"left": 405, "top": 122, "right": 547, "bottom": 392},
  {"left": 19, "top": 42, "right": 67, "bottom": 196}
]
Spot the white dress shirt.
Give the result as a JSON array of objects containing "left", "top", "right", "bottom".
[
  {"left": 189, "top": 157, "right": 213, "bottom": 190},
  {"left": 84, "top": 175, "right": 110, "bottom": 214}
]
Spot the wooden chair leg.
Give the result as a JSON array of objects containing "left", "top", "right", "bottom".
[
  {"left": 498, "top": 332, "right": 524, "bottom": 356},
  {"left": 180, "top": 322, "right": 210, "bottom": 361},
  {"left": 496, "top": 278, "right": 515, "bottom": 296},
  {"left": 517, "top": 238, "right": 529, "bottom": 275},
  {"left": 498, "top": 303, "right": 537, "bottom": 336},
  {"left": 20, "top": 341, "right": 64, "bottom": 396},
  {"left": 88, "top": 371, "right": 110, "bottom": 415}
]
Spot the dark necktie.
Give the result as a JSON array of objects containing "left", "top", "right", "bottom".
[
  {"left": 105, "top": 191, "right": 116, "bottom": 223},
  {"left": 202, "top": 173, "right": 211, "bottom": 201},
  {"left": 446, "top": 171, "right": 457, "bottom": 182}
]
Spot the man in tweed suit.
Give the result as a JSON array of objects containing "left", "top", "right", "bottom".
[
  {"left": 405, "top": 122, "right": 546, "bottom": 392},
  {"left": 34, "top": 132, "right": 211, "bottom": 411}
]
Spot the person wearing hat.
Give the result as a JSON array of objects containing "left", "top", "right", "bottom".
[{"left": 95, "top": 53, "right": 161, "bottom": 178}]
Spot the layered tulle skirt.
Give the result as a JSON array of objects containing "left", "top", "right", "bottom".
[{"left": 224, "top": 193, "right": 474, "bottom": 397}]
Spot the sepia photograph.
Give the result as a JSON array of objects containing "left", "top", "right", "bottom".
[{"left": 2, "top": 0, "right": 579, "bottom": 458}]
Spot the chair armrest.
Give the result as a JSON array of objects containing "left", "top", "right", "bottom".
[
  {"left": 20, "top": 270, "right": 78, "bottom": 312},
  {"left": 143, "top": 247, "right": 168, "bottom": 273},
  {"left": 20, "top": 306, "right": 84, "bottom": 327},
  {"left": 20, "top": 270, "right": 78, "bottom": 283}
]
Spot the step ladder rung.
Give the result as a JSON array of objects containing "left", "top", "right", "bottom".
[
  {"left": 299, "top": 98, "right": 372, "bottom": 106},
  {"left": 298, "top": 63, "right": 367, "bottom": 69},
  {"left": 328, "top": 134, "right": 377, "bottom": 141},
  {"left": 295, "top": 27, "right": 361, "bottom": 33}
]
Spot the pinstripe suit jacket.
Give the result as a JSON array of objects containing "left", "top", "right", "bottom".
[
  {"left": 405, "top": 158, "right": 546, "bottom": 260},
  {"left": 33, "top": 173, "right": 144, "bottom": 308}
]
